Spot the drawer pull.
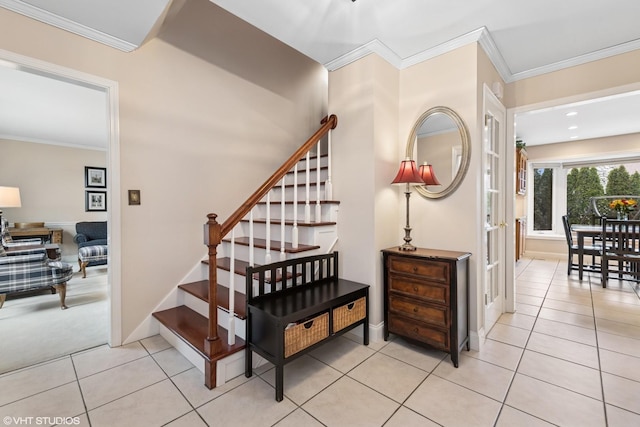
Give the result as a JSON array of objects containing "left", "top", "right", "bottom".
[
  {"left": 413, "top": 286, "right": 418, "bottom": 292},
  {"left": 413, "top": 267, "right": 418, "bottom": 273},
  {"left": 414, "top": 327, "right": 419, "bottom": 333},
  {"left": 413, "top": 307, "right": 419, "bottom": 313}
]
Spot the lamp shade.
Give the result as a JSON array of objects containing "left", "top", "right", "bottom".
[
  {"left": 0, "top": 187, "right": 21, "bottom": 208},
  {"left": 418, "top": 162, "right": 441, "bottom": 185},
  {"left": 391, "top": 159, "right": 424, "bottom": 185}
]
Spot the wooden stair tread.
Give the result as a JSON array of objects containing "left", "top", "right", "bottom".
[
  {"left": 201, "top": 257, "right": 294, "bottom": 283},
  {"left": 240, "top": 218, "right": 336, "bottom": 227},
  {"left": 178, "top": 280, "right": 246, "bottom": 319},
  {"left": 152, "top": 305, "right": 245, "bottom": 363},
  {"left": 215, "top": 257, "right": 254, "bottom": 275},
  {"left": 222, "top": 237, "right": 320, "bottom": 253}
]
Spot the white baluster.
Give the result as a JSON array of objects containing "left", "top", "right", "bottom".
[
  {"left": 280, "top": 178, "right": 286, "bottom": 261},
  {"left": 249, "top": 209, "right": 254, "bottom": 266},
  {"left": 265, "top": 191, "right": 272, "bottom": 265},
  {"left": 305, "top": 151, "right": 311, "bottom": 223},
  {"left": 325, "top": 130, "right": 333, "bottom": 200},
  {"left": 228, "top": 227, "right": 235, "bottom": 345},
  {"left": 292, "top": 162, "right": 299, "bottom": 248},
  {"left": 315, "top": 141, "right": 322, "bottom": 223}
]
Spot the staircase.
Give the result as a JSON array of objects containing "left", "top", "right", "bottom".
[{"left": 152, "top": 115, "right": 339, "bottom": 389}]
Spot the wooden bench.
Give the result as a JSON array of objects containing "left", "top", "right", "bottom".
[{"left": 245, "top": 252, "right": 369, "bottom": 401}]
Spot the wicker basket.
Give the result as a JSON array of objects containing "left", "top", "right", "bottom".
[
  {"left": 333, "top": 297, "right": 366, "bottom": 332},
  {"left": 284, "top": 312, "right": 329, "bottom": 358}
]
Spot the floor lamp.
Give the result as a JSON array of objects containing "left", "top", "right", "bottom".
[{"left": 391, "top": 159, "right": 425, "bottom": 251}]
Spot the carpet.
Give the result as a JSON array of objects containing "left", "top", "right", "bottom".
[{"left": 0, "top": 266, "right": 108, "bottom": 374}]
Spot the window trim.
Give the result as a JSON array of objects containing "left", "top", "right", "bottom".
[{"left": 527, "top": 162, "right": 566, "bottom": 237}]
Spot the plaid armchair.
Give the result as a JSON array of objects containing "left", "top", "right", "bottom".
[
  {"left": 0, "top": 245, "right": 74, "bottom": 309},
  {"left": 73, "top": 221, "right": 107, "bottom": 272}
]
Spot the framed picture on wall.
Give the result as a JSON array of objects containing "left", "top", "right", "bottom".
[
  {"left": 85, "top": 166, "right": 107, "bottom": 188},
  {"left": 85, "top": 191, "right": 107, "bottom": 212}
]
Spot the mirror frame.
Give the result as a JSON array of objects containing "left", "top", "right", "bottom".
[{"left": 406, "top": 106, "right": 471, "bottom": 199}]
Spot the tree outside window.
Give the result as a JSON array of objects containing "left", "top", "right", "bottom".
[
  {"left": 566, "top": 164, "right": 640, "bottom": 225},
  {"left": 533, "top": 168, "right": 553, "bottom": 230}
]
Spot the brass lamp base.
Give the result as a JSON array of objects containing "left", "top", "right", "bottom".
[{"left": 399, "top": 225, "right": 417, "bottom": 251}]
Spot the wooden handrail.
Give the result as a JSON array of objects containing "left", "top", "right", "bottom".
[
  {"left": 221, "top": 114, "right": 337, "bottom": 236},
  {"left": 203, "top": 114, "right": 337, "bottom": 361}
]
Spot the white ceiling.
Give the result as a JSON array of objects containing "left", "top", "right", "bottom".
[{"left": 1, "top": 0, "right": 640, "bottom": 150}]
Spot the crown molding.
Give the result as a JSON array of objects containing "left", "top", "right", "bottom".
[
  {"left": 324, "top": 39, "right": 403, "bottom": 71},
  {"left": 0, "top": 0, "right": 137, "bottom": 52},
  {"left": 510, "top": 38, "right": 640, "bottom": 82},
  {"left": 323, "top": 26, "right": 640, "bottom": 85},
  {"left": 324, "top": 26, "right": 514, "bottom": 83}
]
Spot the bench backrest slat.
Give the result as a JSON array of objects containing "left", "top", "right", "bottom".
[{"left": 246, "top": 252, "right": 339, "bottom": 301}]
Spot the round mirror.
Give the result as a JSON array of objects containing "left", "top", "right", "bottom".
[{"left": 406, "top": 106, "right": 471, "bottom": 199}]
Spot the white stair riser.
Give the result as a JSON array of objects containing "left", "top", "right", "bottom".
[
  {"left": 180, "top": 292, "right": 246, "bottom": 341},
  {"left": 269, "top": 183, "right": 327, "bottom": 202},
  {"left": 219, "top": 243, "right": 322, "bottom": 265},
  {"left": 234, "top": 222, "right": 335, "bottom": 244},
  {"left": 293, "top": 155, "right": 328, "bottom": 170},
  {"left": 283, "top": 168, "right": 328, "bottom": 185},
  {"left": 251, "top": 203, "right": 338, "bottom": 223}
]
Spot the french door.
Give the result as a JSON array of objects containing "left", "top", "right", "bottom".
[{"left": 483, "top": 88, "right": 506, "bottom": 332}]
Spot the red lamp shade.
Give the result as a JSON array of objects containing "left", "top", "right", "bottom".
[
  {"left": 391, "top": 159, "right": 424, "bottom": 184},
  {"left": 418, "top": 162, "right": 441, "bottom": 185}
]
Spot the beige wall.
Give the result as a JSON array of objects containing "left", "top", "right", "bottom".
[
  {"left": 0, "top": 1, "right": 327, "bottom": 341},
  {"left": 1, "top": 139, "right": 106, "bottom": 260},
  {"left": 329, "top": 54, "right": 400, "bottom": 329},
  {"left": 328, "top": 45, "right": 483, "bottom": 338},
  {"left": 399, "top": 45, "right": 482, "bottom": 339}
]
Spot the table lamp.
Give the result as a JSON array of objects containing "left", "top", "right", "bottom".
[
  {"left": 392, "top": 159, "right": 425, "bottom": 251},
  {"left": 0, "top": 186, "right": 22, "bottom": 229},
  {"left": 418, "top": 162, "right": 441, "bottom": 186}
]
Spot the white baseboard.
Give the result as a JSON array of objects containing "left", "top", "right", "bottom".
[
  {"left": 522, "top": 251, "right": 564, "bottom": 261},
  {"left": 469, "top": 328, "right": 484, "bottom": 352}
]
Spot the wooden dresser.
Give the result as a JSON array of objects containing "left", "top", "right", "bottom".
[{"left": 382, "top": 247, "right": 471, "bottom": 367}]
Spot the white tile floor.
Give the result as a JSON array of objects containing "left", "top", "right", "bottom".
[{"left": 1, "top": 257, "right": 640, "bottom": 426}]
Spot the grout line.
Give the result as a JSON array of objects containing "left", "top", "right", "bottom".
[
  {"left": 589, "top": 273, "right": 609, "bottom": 426},
  {"left": 493, "top": 258, "right": 555, "bottom": 426}
]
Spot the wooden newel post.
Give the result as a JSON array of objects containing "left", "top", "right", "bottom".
[{"left": 204, "top": 213, "right": 222, "bottom": 357}]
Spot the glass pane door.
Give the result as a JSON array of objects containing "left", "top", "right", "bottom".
[{"left": 483, "top": 99, "right": 506, "bottom": 332}]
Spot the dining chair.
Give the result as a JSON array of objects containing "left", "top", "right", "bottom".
[
  {"left": 562, "top": 215, "right": 602, "bottom": 276},
  {"left": 601, "top": 218, "right": 640, "bottom": 288}
]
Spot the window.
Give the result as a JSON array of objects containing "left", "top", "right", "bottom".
[
  {"left": 527, "top": 163, "right": 565, "bottom": 236},
  {"left": 533, "top": 167, "right": 553, "bottom": 231},
  {"left": 528, "top": 159, "right": 640, "bottom": 236}
]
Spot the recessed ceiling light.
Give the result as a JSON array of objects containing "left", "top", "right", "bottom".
[
  {"left": 570, "top": 135, "right": 579, "bottom": 139},
  {"left": 568, "top": 125, "right": 578, "bottom": 130},
  {"left": 566, "top": 111, "right": 578, "bottom": 117}
]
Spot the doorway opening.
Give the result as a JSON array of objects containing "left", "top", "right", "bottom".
[{"left": 0, "top": 49, "right": 121, "bottom": 372}]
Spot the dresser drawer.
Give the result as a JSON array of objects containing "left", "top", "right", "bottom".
[
  {"left": 388, "top": 315, "right": 449, "bottom": 351},
  {"left": 387, "top": 255, "right": 449, "bottom": 283},
  {"left": 388, "top": 274, "right": 448, "bottom": 305},
  {"left": 389, "top": 294, "right": 448, "bottom": 327}
]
